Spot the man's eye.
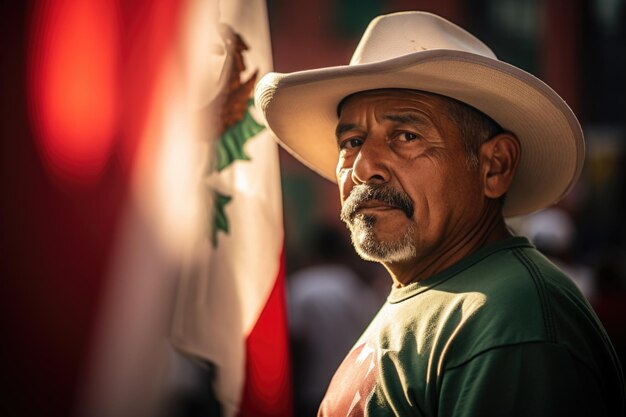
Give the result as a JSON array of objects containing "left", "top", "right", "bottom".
[
  {"left": 340, "top": 138, "right": 363, "bottom": 149},
  {"left": 397, "top": 132, "right": 419, "bottom": 141}
]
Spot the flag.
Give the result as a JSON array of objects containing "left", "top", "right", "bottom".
[
  {"left": 12, "top": 1, "right": 290, "bottom": 416},
  {"left": 170, "top": 2, "right": 292, "bottom": 417}
]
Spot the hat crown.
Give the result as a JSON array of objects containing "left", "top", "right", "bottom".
[{"left": 350, "top": 11, "right": 496, "bottom": 65}]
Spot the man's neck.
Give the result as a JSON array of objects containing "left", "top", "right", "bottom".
[{"left": 384, "top": 213, "right": 511, "bottom": 287}]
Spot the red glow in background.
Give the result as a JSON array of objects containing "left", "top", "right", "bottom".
[
  {"left": 28, "top": 0, "right": 120, "bottom": 185},
  {"left": 1, "top": 1, "right": 183, "bottom": 416}
]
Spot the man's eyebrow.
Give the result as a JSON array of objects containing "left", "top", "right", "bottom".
[
  {"left": 383, "top": 112, "right": 431, "bottom": 126},
  {"left": 335, "top": 123, "right": 357, "bottom": 139}
]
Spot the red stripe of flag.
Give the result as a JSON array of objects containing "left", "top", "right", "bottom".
[{"left": 240, "top": 245, "right": 293, "bottom": 417}]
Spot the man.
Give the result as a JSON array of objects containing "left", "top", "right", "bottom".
[{"left": 255, "top": 11, "right": 626, "bottom": 416}]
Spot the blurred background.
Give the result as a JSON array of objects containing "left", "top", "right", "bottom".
[{"left": 1, "top": 1, "right": 625, "bottom": 416}]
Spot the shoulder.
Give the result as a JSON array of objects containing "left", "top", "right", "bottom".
[{"left": 441, "top": 242, "right": 596, "bottom": 367}]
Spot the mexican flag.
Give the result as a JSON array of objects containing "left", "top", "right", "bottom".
[
  {"left": 23, "top": 0, "right": 291, "bottom": 415},
  {"left": 170, "top": 2, "right": 292, "bottom": 417}
]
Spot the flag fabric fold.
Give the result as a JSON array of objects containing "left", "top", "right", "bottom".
[{"left": 170, "top": 2, "right": 292, "bottom": 416}]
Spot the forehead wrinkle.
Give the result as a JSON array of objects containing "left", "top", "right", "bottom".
[
  {"left": 343, "top": 93, "right": 443, "bottom": 121},
  {"left": 337, "top": 92, "right": 452, "bottom": 140},
  {"left": 335, "top": 122, "right": 359, "bottom": 140},
  {"left": 382, "top": 112, "right": 432, "bottom": 128}
]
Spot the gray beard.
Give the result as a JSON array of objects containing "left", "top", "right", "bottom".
[{"left": 345, "top": 213, "right": 417, "bottom": 263}]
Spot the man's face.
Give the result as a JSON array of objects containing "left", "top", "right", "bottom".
[{"left": 336, "top": 89, "right": 486, "bottom": 265}]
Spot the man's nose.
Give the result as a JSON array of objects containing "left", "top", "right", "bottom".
[{"left": 351, "top": 138, "right": 389, "bottom": 185}]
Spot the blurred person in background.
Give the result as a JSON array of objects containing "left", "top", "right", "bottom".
[
  {"left": 256, "top": 11, "right": 625, "bottom": 417},
  {"left": 288, "top": 224, "right": 382, "bottom": 417}
]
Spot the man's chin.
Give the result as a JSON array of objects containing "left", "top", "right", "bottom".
[{"left": 349, "top": 224, "right": 417, "bottom": 264}]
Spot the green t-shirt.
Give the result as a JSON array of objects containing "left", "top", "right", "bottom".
[{"left": 318, "top": 237, "right": 626, "bottom": 416}]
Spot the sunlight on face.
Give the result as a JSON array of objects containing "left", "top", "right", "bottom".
[{"left": 335, "top": 89, "right": 486, "bottom": 267}]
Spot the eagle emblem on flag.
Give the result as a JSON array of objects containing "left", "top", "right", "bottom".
[{"left": 206, "top": 23, "right": 264, "bottom": 247}]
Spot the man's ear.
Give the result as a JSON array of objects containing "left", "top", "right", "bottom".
[{"left": 479, "top": 132, "right": 521, "bottom": 199}]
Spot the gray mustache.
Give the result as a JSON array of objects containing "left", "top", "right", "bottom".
[{"left": 340, "top": 184, "right": 414, "bottom": 222}]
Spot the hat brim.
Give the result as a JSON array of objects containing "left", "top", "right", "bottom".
[{"left": 255, "top": 49, "right": 584, "bottom": 217}]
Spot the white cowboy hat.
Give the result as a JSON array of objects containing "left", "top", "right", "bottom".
[{"left": 254, "top": 11, "right": 584, "bottom": 217}]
